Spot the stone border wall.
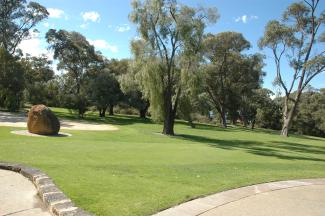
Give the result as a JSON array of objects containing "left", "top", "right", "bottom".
[{"left": 0, "top": 162, "right": 93, "bottom": 216}]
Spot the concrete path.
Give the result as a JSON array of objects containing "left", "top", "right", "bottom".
[
  {"left": 154, "top": 179, "right": 325, "bottom": 216},
  {"left": 0, "top": 170, "right": 51, "bottom": 216}
]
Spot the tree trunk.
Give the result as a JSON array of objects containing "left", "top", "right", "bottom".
[
  {"left": 99, "top": 107, "right": 106, "bottom": 117},
  {"left": 163, "top": 113, "right": 175, "bottom": 135},
  {"left": 162, "top": 93, "right": 176, "bottom": 135},
  {"left": 188, "top": 119, "right": 195, "bottom": 128},
  {"left": 78, "top": 108, "right": 84, "bottom": 118},
  {"left": 281, "top": 93, "right": 300, "bottom": 137},
  {"left": 108, "top": 105, "right": 114, "bottom": 116},
  {"left": 139, "top": 103, "right": 149, "bottom": 118},
  {"left": 220, "top": 109, "right": 227, "bottom": 128},
  {"left": 243, "top": 117, "right": 248, "bottom": 128},
  {"left": 251, "top": 119, "right": 255, "bottom": 130},
  {"left": 281, "top": 104, "right": 296, "bottom": 137}
]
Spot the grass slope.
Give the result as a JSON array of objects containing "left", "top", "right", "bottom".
[{"left": 1, "top": 107, "right": 325, "bottom": 216}]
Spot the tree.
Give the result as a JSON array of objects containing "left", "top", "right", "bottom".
[
  {"left": 248, "top": 88, "right": 282, "bottom": 130},
  {"left": 0, "top": 48, "right": 25, "bottom": 111},
  {"left": 46, "top": 29, "right": 100, "bottom": 117},
  {"left": 237, "top": 55, "right": 265, "bottom": 128},
  {"left": 22, "top": 55, "right": 55, "bottom": 105},
  {"left": 259, "top": 0, "right": 325, "bottom": 136},
  {"left": 291, "top": 88, "right": 325, "bottom": 137},
  {"left": 120, "top": 64, "right": 149, "bottom": 118},
  {"left": 0, "top": 0, "right": 47, "bottom": 111},
  {"left": 107, "top": 59, "right": 129, "bottom": 76},
  {"left": 119, "top": 59, "right": 149, "bottom": 118},
  {"left": 177, "top": 90, "right": 197, "bottom": 128},
  {"left": 130, "top": 0, "right": 218, "bottom": 135},
  {"left": 0, "top": 0, "right": 48, "bottom": 54},
  {"left": 202, "top": 32, "right": 263, "bottom": 127},
  {"left": 88, "top": 68, "right": 123, "bottom": 117}
]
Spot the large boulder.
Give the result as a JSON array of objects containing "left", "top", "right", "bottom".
[{"left": 27, "top": 105, "right": 60, "bottom": 135}]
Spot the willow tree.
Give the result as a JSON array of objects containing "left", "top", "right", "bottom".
[
  {"left": 259, "top": 0, "right": 325, "bottom": 137},
  {"left": 119, "top": 61, "right": 150, "bottom": 118},
  {"left": 129, "top": 0, "right": 218, "bottom": 135}
]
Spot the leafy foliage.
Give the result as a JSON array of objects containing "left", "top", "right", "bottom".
[
  {"left": 130, "top": 0, "right": 218, "bottom": 134},
  {"left": 292, "top": 88, "right": 325, "bottom": 137},
  {"left": 0, "top": 48, "right": 25, "bottom": 111},
  {"left": 46, "top": 29, "right": 101, "bottom": 117},
  {"left": 22, "top": 55, "right": 55, "bottom": 105},
  {"left": 259, "top": 0, "right": 325, "bottom": 136},
  {"left": 0, "top": 0, "right": 48, "bottom": 54},
  {"left": 88, "top": 68, "right": 123, "bottom": 117},
  {"left": 120, "top": 60, "right": 149, "bottom": 118},
  {"left": 202, "top": 32, "right": 264, "bottom": 127}
]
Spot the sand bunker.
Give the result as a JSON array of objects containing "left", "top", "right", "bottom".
[{"left": 0, "top": 111, "right": 118, "bottom": 131}]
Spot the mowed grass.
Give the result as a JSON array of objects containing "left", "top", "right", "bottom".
[{"left": 1, "top": 107, "right": 325, "bottom": 216}]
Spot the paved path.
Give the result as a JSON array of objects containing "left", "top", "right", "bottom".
[
  {"left": 154, "top": 179, "right": 325, "bottom": 216},
  {"left": 0, "top": 170, "right": 51, "bottom": 216}
]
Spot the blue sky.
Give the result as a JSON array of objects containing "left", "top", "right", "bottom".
[{"left": 21, "top": 0, "right": 325, "bottom": 93}]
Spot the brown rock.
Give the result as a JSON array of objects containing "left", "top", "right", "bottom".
[{"left": 27, "top": 105, "right": 60, "bottom": 135}]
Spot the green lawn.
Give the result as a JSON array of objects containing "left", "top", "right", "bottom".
[{"left": 1, "top": 108, "right": 325, "bottom": 216}]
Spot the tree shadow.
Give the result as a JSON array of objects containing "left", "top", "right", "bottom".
[
  {"left": 54, "top": 110, "right": 154, "bottom": 126},
  {"left": 175, "top": 134, "right": 325, "bottom": 163},
  {"left": 185, "top": 123, "right": 324, "bottom": 141}
]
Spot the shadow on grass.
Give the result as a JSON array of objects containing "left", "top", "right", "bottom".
[
  {"left": 54, "top": 110, "right": 154, "bottom": 126},
  {"left": 187, "top": 123, "right": 324, "bottom": 142},
  {"left": 175, "top": 134, "right": 325, "bottom": 163},
  {"left": 183, "top": 122, "right": 280, "bottom": 135}
]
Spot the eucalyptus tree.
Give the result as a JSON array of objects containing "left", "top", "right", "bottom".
[
  {"left": 46, "top": 29, "right": 101, "bottom": 117},
  {"left": 129, "top": 0, "right": 218, "bottom": 135},
  {"left": 0, "top": 0, "right": 48, "bottom": 54},
  {"left": 259, "top": 0, "right": 325, "bottom": 136},
  {"left": 202, "top": 32, "right": 263, "bottom": 128}
]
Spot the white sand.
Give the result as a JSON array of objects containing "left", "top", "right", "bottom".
[{"left": 0, "top": 111, "right": 118, "bottom": 131}]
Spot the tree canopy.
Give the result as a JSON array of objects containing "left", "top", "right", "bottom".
[
  {"left": 259, "top": 0, "right": 325, "bottom": 136},
  {"left": 0, "top": 0, "right": 48, "bottom": 54},
  {"left": 130, "top": 0, "right": 218, "bottom": 135}
]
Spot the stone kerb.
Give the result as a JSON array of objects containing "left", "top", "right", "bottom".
[{"left": 0, "top": 162, "right": 93, "bottom": 216}]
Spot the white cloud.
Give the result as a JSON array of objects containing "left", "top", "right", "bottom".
[
  {"left": 47, "top": 8, "right": 64, "bottom": 19},
  {"left": 235, "top": 15, "right": 247, "bottom": 23},
  {"left": 116, "top": 24, "right": 130, "bottom": 32},
  {"left": 81, "top": 11, "right": 100, "bottom": 22},
  {"left": 235, "top": 15, "right": 258, "bottom": 24},
  {"left": 88, "top": 39, "right": 118, "bottom": 53},
  {"left": 80, "top": 23, "right": 89, "bottom": 29},
  {"left": 18, "top": 32, "right": 54, "bottom": 61},
  {"left": 43, "top": 22, "right": 55, "bottom": 29}
]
